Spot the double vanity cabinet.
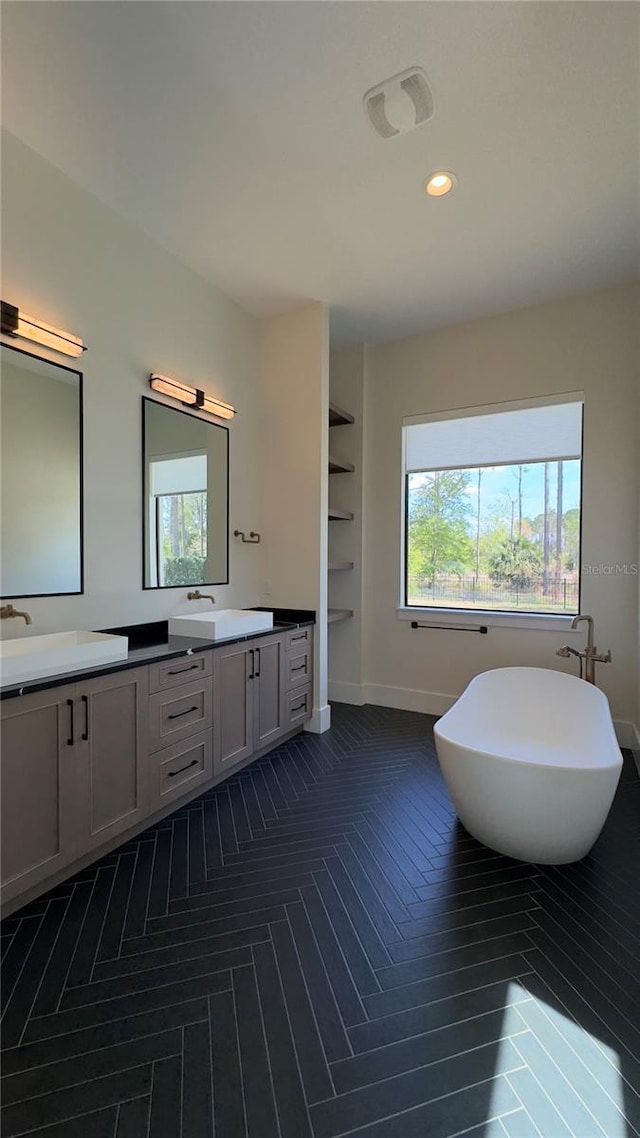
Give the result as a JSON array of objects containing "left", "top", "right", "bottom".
[{"left": 0, "top": 623, "right": 313, "bottom": 914}]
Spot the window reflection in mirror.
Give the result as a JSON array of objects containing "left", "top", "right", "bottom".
[
  {"left": 142, "top": 397, "right": 229, "bottom": 589},
  {"left": 0, "top": 343, "right": 83, "bottom": 597}
]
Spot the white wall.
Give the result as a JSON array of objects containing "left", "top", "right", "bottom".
[
  {"left": 633, "top": 368, "right": 637, "bottom": 755},
  {"left": 1, "top": 131, "right": 263, "bottom": 634},
  {"left": 362, "top": 284, "right": 640, "bottom": 734},
  {"left": 260, "top": 304, "right": 330, "bottom": 731}
]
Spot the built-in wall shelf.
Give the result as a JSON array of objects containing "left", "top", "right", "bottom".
[
  {"left": 329, "top": 402, "right": 355, "bottom": 427},
  {"left": 329, "top": 455, "right": 355, "bottom": 475},
  {"left": 328, "top": 399, "right": 355, "bottom": 629},
  {"left": 328, "top": 609, "right": 354, "bottom": 624}
]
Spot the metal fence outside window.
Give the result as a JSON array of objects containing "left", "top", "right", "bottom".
[{"left": 407, "top": 574, "right": 579, "bottom": 612}]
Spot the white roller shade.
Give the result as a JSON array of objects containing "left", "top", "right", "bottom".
[
  {"left": 151, "top": 454, "right": 207, "bottom": 495},
  {"left": 405, "top": 399, "right": 583, "bottom": 473}
]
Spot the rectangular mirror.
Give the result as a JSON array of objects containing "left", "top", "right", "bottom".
[
  {"left": 142, "top": 397, "right": 229, "bottom": 589},
  {"left": 0, "top": 343, "right": 83, "bottom": 597}
]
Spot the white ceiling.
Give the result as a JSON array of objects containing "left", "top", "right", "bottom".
[{"left": 2, "top": 2, "right": 639, "bottom": 345}]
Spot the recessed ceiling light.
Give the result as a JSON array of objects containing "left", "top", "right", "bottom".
[{"left": 425, "top": 171, "right": 457, "bottom": 197}]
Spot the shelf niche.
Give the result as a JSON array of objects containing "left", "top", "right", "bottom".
[
  {"left": 329, "top": 455, "right": 355, "bottom": 475},
  {"left": 329, "top": 402, "right": 355, "bottom": 427},
  {"left": 328, "top": 609, "right": 353, "bottom": 624}
]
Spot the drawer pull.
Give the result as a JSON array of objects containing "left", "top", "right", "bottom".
[
  {"left": 167, "top": 705, "right": 199, "bottom": 720},
  {"left": 291, "top": 700, "right": 307, "bottom": 712},
  {"left": 291, "top": 632, "right": 306, "bottom": 641},
  {"left": 291, "top": 662, "right": 306, "bottom": 672},
  {"left": 81, "top": 694, "right": 89, "bottom": 741},
  {"left": 167, "top": 663, "right": 200, "bottom": 676},
  {"left": 67, "top": 698, "right": 74, "bottom": 746},
  {"left": 167, "top": 758, "right": 199, "bottom": 778}
]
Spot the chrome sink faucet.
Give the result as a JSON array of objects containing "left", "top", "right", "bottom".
[
  {"left": 187, "top": 591, "right": 215, "bottom": 604},
  {"left": 556, "top": 613, "right": 612, "bottom": 685},
  {"left": 1, "top": 603, "right": 32, "bottom": 625}
]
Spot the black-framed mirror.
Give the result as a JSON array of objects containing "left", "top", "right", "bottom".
[
  {"left": 142, "top": 397, "right": 229, "bottom": 589},
  {"left": 0, "top": 343, "right": 83, "bottom": 598}
]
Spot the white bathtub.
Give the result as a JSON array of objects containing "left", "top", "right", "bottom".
[{"left": 434, "top": 667, "right": 623, "bottom": 864}]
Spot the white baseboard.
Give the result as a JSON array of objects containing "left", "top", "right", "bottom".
[
  {"left": 614, "top": 720, "right": 640, "bottom": 750},
  {"left": 328, "top": 681, "right": 365, "bottom": 706},
  {"left": 362, "top": 684, "right": 456, "bottom": 718},
  {"left": 305, "top": 703, "right": 331, "bottom": 734},
  {"left": 330, "top": 682, "right": 640, "bottom": 756},
  {"left": 328, "top": 682, "right": 456, "bottom": 716}
]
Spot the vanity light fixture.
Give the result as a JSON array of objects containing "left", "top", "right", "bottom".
[
  {"left": 1, "top": 301, "right": 86, "bottom": 357},
  {"left": 149, "top": 373, "right": 236, "bottom": 420},
  {"left": 425, "top": 171, "right": 457, "bottom": 197}
]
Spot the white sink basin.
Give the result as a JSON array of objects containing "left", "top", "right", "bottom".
[
  {"left": 0, "top": 631, "right": 129, "bottom": 686},
  {"left": 169, "top": 609, "right": 273, "bottom": 641}
]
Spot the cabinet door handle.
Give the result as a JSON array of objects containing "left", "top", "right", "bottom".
[
  {"left": 67, "top": 698, "right": 75, "bottom": 746},
  {"left": 291, "top": 662, "right": 306, "bottom": 672},
  {"left": 291, "top": 632, "right": 306, "bottom": 642},
  {"left": 167, "top": 758, "right": 199, "bottom": 778},
  {"left": 81, "top": 694, "right": 89, "bottom": 741},
  {"left": 167, "top": 705, "right": 199, "bottom": 720},
  {"left": 291, "top": 700, "right": 307, "bottom": 712},
  {"left": 255, "top": 647, "right": 261, "bottom": 678},
  {"left": 248, "top": 649, "right": 254, "bottom": 680},
  {"left": 167, "top": 663, "right": 199, "bottom": 676}
]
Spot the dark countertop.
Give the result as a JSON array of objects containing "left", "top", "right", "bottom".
[{"left": 0, "top": 610, "right": 315, "bottom": 701}]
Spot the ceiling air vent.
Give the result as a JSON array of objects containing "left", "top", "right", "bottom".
[{"left": 363, "top": 67, "right": 434, "bottom": 139}]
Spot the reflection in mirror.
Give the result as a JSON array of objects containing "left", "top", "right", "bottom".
[
  {"left": 0, "top": 344, "right": 83, "bottom": 597},
  {"left": 143, "top": 397, "right": 229, "bottom": 589}
]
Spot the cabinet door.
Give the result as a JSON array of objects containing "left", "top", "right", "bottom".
[
  {"left": 151, "top": 729, "right": 214, "bottom": 810},
  {"left": 148, "top": 678, "right": 212, "bottom": 752},
  {"left": 253, "top": 634, "right": 286, "bottom": 750},
  {"left": 213, "top": 642, "right": 253, "bottom": 774},
  {"left": 285, "top": 684, "right": 313, "bottom": 729},
  {"left": 1, "top": 688, "right": 77, "bottom": 902},
  {"left": 286, "top": 645, "right": 312, "bottom": 690},
  {"left": 76, "top": 666, "right": 149, "bottom": 853},
  {"left": 148, "top": 652, "right": 212, "bottom": 694}
]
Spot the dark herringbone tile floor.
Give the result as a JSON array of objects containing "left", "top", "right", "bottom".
[{"left": 1, "top": 703, "right": 639, "bottom": 1137}]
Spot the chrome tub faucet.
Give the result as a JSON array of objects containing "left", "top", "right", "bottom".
[{"left": 556, "top": 613, "right": 612, "bottom": 685}]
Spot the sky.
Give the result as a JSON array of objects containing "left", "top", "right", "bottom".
[
  {"left": 464, "top": 460, "right": 581, "bottom": 530},
  {"left": 411, "top": 459, "right": 581, "bottom": 533}
]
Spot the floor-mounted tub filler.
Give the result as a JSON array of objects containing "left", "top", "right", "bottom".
[{"left": 434, "top": 667, "right": 623, "bottom": 864}]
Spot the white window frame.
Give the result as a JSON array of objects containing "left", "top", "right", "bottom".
[{"left": 398, "top": 392, "right": 584, "bottom": 631}]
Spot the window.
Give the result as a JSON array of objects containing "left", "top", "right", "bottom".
[
  {"left": 155, "top": 490, "right": 207, "bottom": 586},
  {"left": 148, "top": 453, "right": 207, "bottom": 587},
  {"left": 403, "top": 396, "right": 583, "bottom": 616}
]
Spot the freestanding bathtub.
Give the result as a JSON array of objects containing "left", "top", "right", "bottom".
[{"left": 434, "top": 667, "right": 623, "bottom": 864}]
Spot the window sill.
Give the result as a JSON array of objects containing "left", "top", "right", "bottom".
[{"left": 396, "top": 606, "right": 580, "bottom": 633}]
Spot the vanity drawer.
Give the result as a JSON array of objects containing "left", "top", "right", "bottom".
[
  {"left": 286, "top": 685, "right": 312, "bottom": 728},
  {"left": 286, "top": 626, "right": 312, "bottom": 652},
  {"left": 286, "top": 648, "right": 312, "bottom": 690},
  {"left": 154, "top": 730, "right": 213, "bottom": 806},
  {"left": 148, "top": 652, "right": 212, "bottom": 694},
  {"left": 148, "top": 678, "right": 212, "bottom": 752}
]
